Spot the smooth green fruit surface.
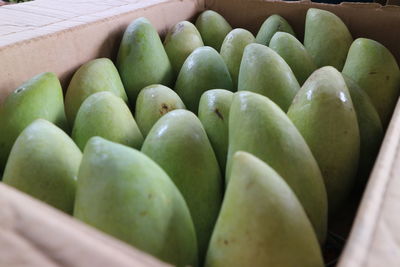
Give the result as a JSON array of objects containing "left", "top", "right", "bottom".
[
  {"left": 238, "top": 43, "right": 300, "bottom": 111},
  {"left": 164, "top": 21, "right": 204, "bottom": 75},
  {"left": 343, "top": 75, "right": 383, "bottom": 185},
  {"left": 142, "top": 109, "right": 222, "bottom": 261},
  {"left": 117, "top": 17, "right": 174, "bottom": 105},
  {"left": 3, "top": 119, "right": 81, "bottom": 214},
  {"left": 205, "top": 151, "right": 324, "bottom": 267},
  {"left": 195, "top": 10, "right": 232, "bottom": 51},
  {"left": 0, "top": 72, "right": 67, "bottom": 171},
  {"left": 304, "top": 8, "right": 353, "bottom": 70},
  {"left": 135, "top": 84, "right": 186, "bottom": 137},
  {"left": 198, "top": 89, "right": 233, "bottom": 173},
  {"left": 65, "top": 58, "right": 128, "bottom": 125},
  {"left": 342, "top": 38, "right": 400, "bottom": 127},
  {"left": 255, "top": 14, "right": 295, "bottom": 46},
  {"left": 227, "top": 91, "right": 327, "bottom": 244},
  {"left": 175, "top": 46, "right": 233, "bottom": 112},
  {"left": 287, "top": 66, "right": 360, "bottom": 213},
  {"left": 269, "top": 32, "right": 317, "bottom": 85},
  {"left": 220, "top": 28, "right": 255, "bottom": 89},
  {"left": 74, "top": 137, "right": 198, "bottom": 267},
  {"left": 72, "top": 92, "right": 143, "bottom": 151}
]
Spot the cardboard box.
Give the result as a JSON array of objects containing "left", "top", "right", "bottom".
[{"left": 1, "top": 0, "right": 400, "bottom": 266}]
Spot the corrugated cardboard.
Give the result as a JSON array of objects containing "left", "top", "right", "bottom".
[{"left": 1, "top": 0, "right": 400, "bottom": 266}]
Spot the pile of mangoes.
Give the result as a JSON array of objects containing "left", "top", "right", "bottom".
[{"left": 1, "top": 8, "right": 399, "bottom": 267}]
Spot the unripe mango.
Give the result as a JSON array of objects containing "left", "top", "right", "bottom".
[
  {"left": 72, "top": 92, "right": 143, "bottom": 151},
  {"left": 65, "top": 58, "right": 128, "bottom": 125},
  {"left": 255, "top": 14, "right": 295, "bottom": 46},
  {"left": 287, "top": 66, "right": 360, "bottom": 214},
  {"left": 117, "top": 17, "right": 174, "bottom": 105},
  {"left": 195, "top": 10, "right": 232, "bottom": 51},
  {"left": 238, "top": 43, "right": 300, "bottom": 111},
  {"left": 175, "top": 47, "right": 233, "bottom": 112},
  {"left": 164, "top": 21, "right": 204, "bottom": 75}
]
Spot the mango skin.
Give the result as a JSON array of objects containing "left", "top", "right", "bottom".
[
  {"left": 205, "top": 151, "right": 324, "bottom": 267},
  {"left": 0, "top": 72, "right": 67, "bottom": 172},
  {"left": 164, "top": 21, "right": 204, "bottom": 75},
  {"left": 141, "top": 109, "right": 223, "bottom": 262},
  {"left": 342, "top": 38, "right": 400, "bottom": 127},
  {"left": 135, "top": 84, "right": 186, "bottom": 137},
  {"left": 255, "top": 14, "right": 295, "bottom": 46},
  {"left": 304, "top": 8, "right": 353, "bottom": 70},
  {"left": 74, "top": 137, "right": 198, "bottom": 267},
  {"left": 343, "top": 75, "right": 383, "bottom": 186},
  {"left": 220, "top": 28, "right": 255, "bottom": 89},
  {"left": 287, "top": 66, "right": 360, "bottom": 214},
  {"left": 175, "top": 46, "right": 233, "bottom": 112},
  {"left": 65, "top": 58, "right": 128, "bottom": 125},
  {"left": 227, "top": 91, "right": 327, "bottom": 244},
  {"left": 117, "top": 17, "right": 174, "bottom": 105},
  {"left": 269, "top": 32, "right": 317, "bottom": 85},
  {"left": 198, "top": 89, "right": 233, "bottom": 173},
  {"left": 72, "top": 92, "right": 143, "bottom": 151},
  {"left": 3, "top": 119, "right": 81, "bottom": 214},
  {"left": 238, "top": 43, "right": 300, "bottom": 111},
  {"left": 195, "top": 10, "right": 232, "bottom": 51}
]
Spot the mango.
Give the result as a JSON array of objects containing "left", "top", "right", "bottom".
[
  {"left": 220, "top": 28, "right": 255, "bottom": 88},
  {"left": 342, "top": 38, "right": 400, "bottom": 127},
  {"left": 304, "top": 8, "right": 352, "bottom": 70},
  {"left": 135, "top": 84, "right": 186, "bottom": 137},
  {"left": 269, "top": 32, "right": 317, "bottom": 85},
  {"left": 255, "top": 14, "right": 295, "bottom": 46},
  {"left": 198, "top": 89, "right": 233, "bottom": 173},
  {"left": 238, "top": 43, "right": 300, "bottom": 111},
  {"left": 343, "top": 75, "right": 383, "bottom": 185},
  {"left": 71, "top": 92, "right": 143, "bottom": 151},
  {"left": 164, "top": 21, "right": 204, "bottom": 75},
  {"left": 175, "top": 47, "right": 233, "bottom": 112},
  {"left": 3, "top": 119, "right": 81, "bottom": 214},
  {"left": 195, "top": 10, "right": 232, "bottom": 51},
  {"left": 65, "top": 58, "right": 128, "bottom": 125},
  {"left": 287, "top": 66, "right": 360, "bottom": 214},
  {"left": 141, "top": 109, "right": 222, "bottom": 261},
  {"left": 117, "top": 17, "right": 174, "bottom": 105},
  {"left": 205, "top": 151, "right": 324, "bottom": 267},
  {"left": 74, "top": 137, "right": 198, "bottom": 267},
  {"left": 0, "top": 72, "right": 67, "bottom": 172},
  {"left": 227, "top": 91, "right": 327, "bottom": 244}
]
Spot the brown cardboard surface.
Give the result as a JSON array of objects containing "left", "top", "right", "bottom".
[{"left": 1, "top": 0, "right": 400, "bottom": 266}]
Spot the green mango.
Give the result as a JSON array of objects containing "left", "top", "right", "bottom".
[
  {"left": 117, "top": 17, "right": 174, "bottom": 105},
  {"left": 65, "top": 58, "right": 128, "bottom": 125},
  {"left": 304, "top": 8, "right": 353, "bottom": 70},
  {"left": 175, "top": 46, "right": 233, "bottom": 112},
  {"left": 195, "top": 10, "right": 232, "bottom": 51},
  {"left": 205, "top": 151, "right": 324, "bottom": 267},
  {"left": 141, "top": 109, "right": 222, "bottom": 261},
  {"left": 227, "top": 91, "right": 327, "bottom": 244},
  {"left": 269, "top": 32, "right": 317, "bottom": 85},
  {"left": 220, "top": 28, "right": 255, "bottom": 89},
  {"left": 238, "top": 43, "right": 300, "bottom": 111},
  {"left": 3, "top": 119, "right": 81, "bottom": 214},
  {"left": 198, "top": 89, "right": 233, "bottom": 173},
  {"left": 72, "top": 92, "right": 143, "bottom": 151},
  {"left": 164, "top": 21, "right": 204, "bottom": 75},
  {"left": 135, "top": 84, "right": 186, "bottom": 137},
  {"left": 255, "top": 14, "right": 295, "bottom": 46},
  {"left": 287, "top": 66, "right": 360, "bottom": 214},
  {"left": 343, "top": 75, "right": 383, "bottom": 186},
  {"left": 0, "top": 72, "right": 67, "bottom": 172},
  {"left": 342, "top": 38, "right": 400, "bottom": 127},
  {"left": 74, "top": 137, "right": 198, "bottom": 267}
]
